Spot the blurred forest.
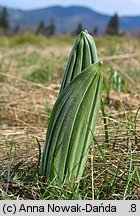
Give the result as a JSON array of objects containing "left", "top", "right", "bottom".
[{"left": 0, "top": 6, "right": 140, "bottom": 37}]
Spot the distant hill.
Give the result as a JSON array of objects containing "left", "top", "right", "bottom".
[{"left": 1, "top": 5, "right": 140, "bottom": 33}]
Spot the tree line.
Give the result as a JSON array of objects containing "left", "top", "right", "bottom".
[
  {"left": 73, "top": 13, "right": 119, "bottom": 36},
  {"left": 0, "top": 6, "right": 119, "bottom": 36}
]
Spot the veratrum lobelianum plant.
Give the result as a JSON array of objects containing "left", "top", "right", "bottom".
[
  {"left": 39, "top": 30, "right": 103, "bottom": 184},
  {"left": 60, "top": 30, "right": 98, "bottom": 93}
]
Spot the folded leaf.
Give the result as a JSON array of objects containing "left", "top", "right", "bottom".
[
  {"left": 60, "top": 30, "right": 98, "bottom": 93},
  {"left": 39, "top": 61, "right": 103, "bottom": 183}
]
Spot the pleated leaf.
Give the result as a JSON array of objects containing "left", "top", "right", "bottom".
[
  {"left": 59, "top": 30, "right": 98, "bottom": 93},
  {"left": 39, "top": 61, "right": 103, "bottom": 183}
]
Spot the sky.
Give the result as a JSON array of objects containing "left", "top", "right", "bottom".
[{"left": 0, "top": 0, "right": 140, "bottom": 16}]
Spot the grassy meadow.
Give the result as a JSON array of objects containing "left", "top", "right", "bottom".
[{"left": 0, "top": 34, "right": 140, "bottom": 200}]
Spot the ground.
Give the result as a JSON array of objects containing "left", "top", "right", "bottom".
[{"left": 0, "top": 34, "right": 140, "bottom": 199}]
